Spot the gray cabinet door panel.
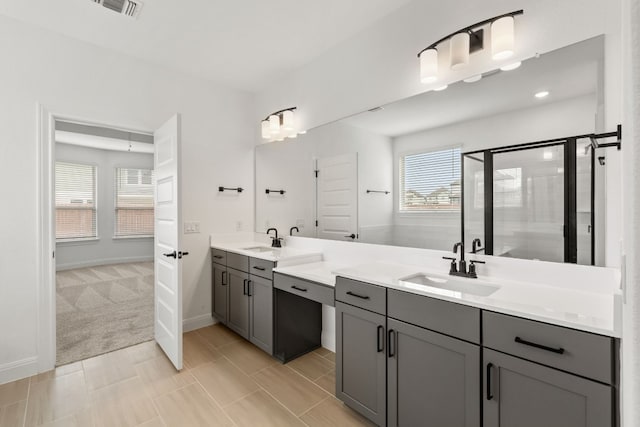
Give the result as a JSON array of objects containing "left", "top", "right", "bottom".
[
  {"left": 336, "top": 301, "right": 386, "bottom": 426},
  {"left": 249, "top": 274, "right": 273, "bottom": 354},
  {"left": 387, "top": 318, "right": 480, "bottom": 427},
  {"left": 483, "top": 311, "right": 613, "bottom": 384},
  {"left": 274, "top": 273, "right": 335, "bottom": 306},
  {"left": 226, "top": 267, "right": 249, "bottom": 339},
  {"left": 227, "top": 252, "right": 249, "bottom": 272},
  {"left": 211, "top": 248, "right": 227, "bottom": 265},
  {"left": 336, "top": 277, "right": 386, "bottom": 314},
  {"left": 388, "top": 289, "right": 480, "bottom": 344},
  {"left": 212, "top": 263, "right": 228, "bottom": 324},
  {"left": 249, "top": 257, "right": 275, "bottom": 280},
  {"left": 483, "top": 348, "right": 612, "bottom": 427}
]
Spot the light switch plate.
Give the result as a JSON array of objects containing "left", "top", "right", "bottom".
[{"left": 184, "top": 221, "right": 200, "bottom": 234}]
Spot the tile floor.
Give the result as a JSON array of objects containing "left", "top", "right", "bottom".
[{"left": 0, "top": 324, "right": 373, "bottom": 427}]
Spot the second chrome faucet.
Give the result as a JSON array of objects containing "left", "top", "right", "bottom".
[{"left": 443, "top": 241, "right": 485, "bottom": 279}]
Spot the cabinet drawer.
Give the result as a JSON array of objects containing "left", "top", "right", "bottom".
[
  {"left": 274, "top": 273, "right": 335, "bottom": 306},
  {"left": 483, "top": 311, "right": 614, "bottom": 384},
  {"left": 249, "top": 257, "right": 275, "bottom": 280},
  {"left": 388, "top": 289, "right": 480, "bottom": 344},
  {"left": 211, "top": 248, "right": 226, "bottom": 265},
  {"left": 336, "top": 277, "right": 386, "bottom": 315},
  {"left": 227, "top": 252, "right": 249, "bottom": 272}
]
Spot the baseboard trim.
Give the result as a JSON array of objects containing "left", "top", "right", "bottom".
[
  {"left": 183, "top": 314, "right": 215, "bottom": 333},
  {"left": 56, "top": 256, "right": 154, "bottom": 271},
  {"left": 0, "top": 357, "right": 38, "bottom": 386}
]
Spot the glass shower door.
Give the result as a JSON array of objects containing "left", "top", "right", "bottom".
[{"left": 492, "top": 144, "right": 565, "bottom": 262}]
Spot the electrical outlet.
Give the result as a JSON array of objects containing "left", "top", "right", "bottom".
[
  {"left": 184, "top": 221, "right": 200, "bottom": 234},
  {"left": 236, "top": 221, "right": 243, "bottom": 231}
]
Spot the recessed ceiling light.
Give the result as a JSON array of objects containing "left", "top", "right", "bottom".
[
  {"left": 535, "top": 90, "right": 550, "bottom": 98},
  {"left": 434, "top": 85, "right": 448, "bottom": 91},
  {"left": 500, "top": 61, "right": 522, "bottom": 71},
  {"left": 463, "top": 75, "right": 482, "bottom": 83}
]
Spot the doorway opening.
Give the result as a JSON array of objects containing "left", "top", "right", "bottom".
[{"left": 53, "top": 120, "right": 155, "bottom": 365}]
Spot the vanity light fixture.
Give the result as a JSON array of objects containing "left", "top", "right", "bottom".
[
  {"left": 500, "top": 61, "right": 522, "bottom": 71},
  {"left": 260, "top": 107, "right": 302, "bottom": 142},
  {"left": 434, "top": 85, "right": 449, "bottom": 91},
  {"left": 463, "top": 74, "right": 482, "bottom": 83},
  {"left": 417, "top": 10, "right": 523, "bottom": 84}
]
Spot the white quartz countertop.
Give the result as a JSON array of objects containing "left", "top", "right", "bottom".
[
  {"left": 273, "top": 261, "right": 349, "bottom": 287},
  {"left": 331, "top": 262, "right": 621, "bottom": 338},
  {"left": 210, "top": 240, "right": 322, "bottom": 263}
]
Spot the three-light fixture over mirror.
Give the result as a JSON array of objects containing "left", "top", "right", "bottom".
[
  {"left": 261, "top": 107, "right": 305, "bottom": 142},
  {"left": 418, "top": 10, "right": 524, "bottom": 85}
]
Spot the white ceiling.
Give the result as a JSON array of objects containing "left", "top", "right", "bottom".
[
  {"left": 340, "top": 37, "right": 603, "bottom": 137},
  {"left": 0, "top": 0, "right": 412, "bottom": 91}
]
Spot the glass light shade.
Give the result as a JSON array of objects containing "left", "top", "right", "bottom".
[
  {"left": 500, "top": 61, "right": 521, "bottom": 71},
  {"left": 463, "top": 74, "right": 482, "bottom": 83},
  {"left": 491, "top": 16, "right": 515, "bottom": 60},
  {"left": 450, "top": 32, "right": 470, "bottom": 70},
  {"left": 433, "top": 84, "right": 448, "bottom": 91},
  {"left": 420, "top": 48, "right": 438, "bottom": 83},
  {"left": 282, "top": 110, "right": 295, "bottom": 131},
  {"left": 260, "top": 120, "right": 270, "bottom": 139},
  {"left": 268, "top": 114, "right": 280, "bottom": 135}
]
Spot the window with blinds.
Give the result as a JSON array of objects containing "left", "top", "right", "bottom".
[
  {"left": 55, "top": 162, "right": 97, "bottom": 240},
  {"left": 399, "top": 147, "right": 461, "bottom": 211},
  {"left": 115, "top": 168, "right": 154, "bottom": 237}
]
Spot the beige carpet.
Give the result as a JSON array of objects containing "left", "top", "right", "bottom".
[{"left": 56, "top": 261, "right": 154, "bottom": 366}]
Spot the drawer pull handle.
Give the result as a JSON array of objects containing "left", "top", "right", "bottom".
[
  {"left": 486, "top": 363, "right": 494, "bottom": 400},
  {"left": 377, "top": 325, "right": 384, "bottom": 352},
  {"left": 213, "top": 255, "right": 224, "bottom": 259},
  {"left": 247, "top": 280, "right": 253, "bottom": 297},
  {"left": 291, "top": 285, "right": 308, "bottom": 292},
  {"left": 514, "top": 336, "right": 565, "bottom": 355},
  {"left": 253, "top": 266, "right": 266, "bottom": 271},
  {"left": 388, "top": 329, "right": 396, "bottom": 358},
  {"left": 243, "top": 279, "right": 248, "bottom": 296},
  {"left": 221, "top": 271, "right": 227, "bottom": 286},
  {"left": 346, "top": 291, "right": 370, "bottom": 300}
]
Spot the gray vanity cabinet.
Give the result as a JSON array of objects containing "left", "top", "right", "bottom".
[
  {"left": 336, "top": 301, "right": 387, "bottom": 427},
  {"left": 387, "top": 318, "right": 480, "bottom": 427},
  {"left": 211, "top": 262, "right": 228, "bottom": 324},
  {"left": 483, "top": 348, "right": 612, "bottom": 427},
  {"left": 248, "top": 274, "right": 273, "bottom": 354},
  {"left": 226, "top": 267, "right": 250, "bottom": 339}
]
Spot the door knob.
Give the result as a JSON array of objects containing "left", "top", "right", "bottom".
[
  {"left": 178, "top": 251, "right": 189, "bottom": 259},
  {"left": 163, "top": 251, "right": 177, "bottom": 258},
  {"left": 344, "top": 234, "right": 356, "bottom": 239}
]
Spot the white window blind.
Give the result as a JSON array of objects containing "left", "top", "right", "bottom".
[
  {"left": 115, "top": 167, "right": 154, "bottom": 237},
  {"left": 55, "top": 162, "right": 97, "bottom": 240},
  {"left": 399, "top": 147, "right": 461, "bottom": 211}
]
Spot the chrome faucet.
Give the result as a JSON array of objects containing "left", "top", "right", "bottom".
[
  {"left": 471, "top": 238, "right": 484, "bottom": 254},
  {"left": 267, "top": 228, "right": 282, "bottom": 248},
  {"left": 443, "top": 241, "right": 485, "bottom": 278}
]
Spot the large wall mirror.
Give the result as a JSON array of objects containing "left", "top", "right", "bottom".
[{"left": 255, "top": 35, "right": 619, "bottom": 266}]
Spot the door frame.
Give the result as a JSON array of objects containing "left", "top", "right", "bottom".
[{"left": 36, "top": 104, "right": 154, "bottom": 372}]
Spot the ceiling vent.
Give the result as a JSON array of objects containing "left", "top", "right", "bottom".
[{"left": 91, "top": 0, "right": 143, "bottom": 19}]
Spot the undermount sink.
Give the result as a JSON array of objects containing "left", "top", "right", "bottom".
[
  {"left": 399, "top": 273, "right": 500, "bottom": 297},
  {"left": 242, "top": 246, "right": 275, "bottom": 253}
]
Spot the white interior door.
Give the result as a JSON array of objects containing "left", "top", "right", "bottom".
[
  {"left": 154, "top": 114, "right": 183, "bottom": 370},
  {"left": 316, "top": 153, "right": 358, "bottom": 240}
]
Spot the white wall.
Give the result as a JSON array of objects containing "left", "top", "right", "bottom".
[
  {"left": 0, "top": 15, "right": 254, "bottom": 383},
  {"left": 621, "top": 0, "right": 640, "bottom": 424},
  {"left": 55, "top": 143, "right": 154, "bottom": 270},
  {"left": 255, "top": 121, "right": 393, "bottom": 243}
]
